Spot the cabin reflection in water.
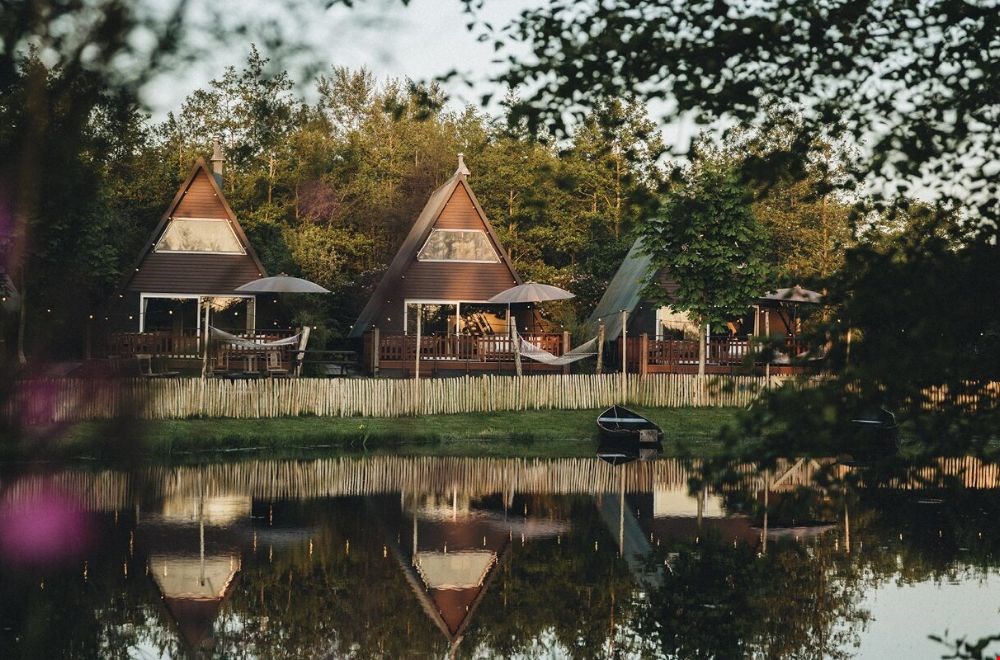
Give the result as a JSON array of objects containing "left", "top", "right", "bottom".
[
  {"left": 7, "top": 456, "right": 1000, "bottom": 657},
  {"left": 139, "top": 495, "right": 249, "bottom": 656},
  {"left": 372, "top": 490, "right": 571, "bottom": 655}
]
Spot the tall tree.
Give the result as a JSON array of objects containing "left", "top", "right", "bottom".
[{"left": 642, "top": 153, "right": 772, "bottom": 374}]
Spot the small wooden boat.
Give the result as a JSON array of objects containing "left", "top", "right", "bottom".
[
  {"left": 848, "top": 407, "right": 901, "bottom": 456},
  {"left": 597, "top": 405, "right": 663, "bottom": 444},
  {"left": 596, "top": 438, "right": 662, "bottom": 466}
]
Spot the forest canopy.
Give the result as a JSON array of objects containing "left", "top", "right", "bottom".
[{"left": 1, "top": 46, "right": 858, "bottom": 359}]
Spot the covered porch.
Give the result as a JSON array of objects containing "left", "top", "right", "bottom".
[
  {"left": 362, "top": 298, "right": 570, "bottom": 376},
  {"left": 106, "top": 294, "right": 303, "bottom": 377}
]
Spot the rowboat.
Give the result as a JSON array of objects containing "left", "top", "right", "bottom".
[
  {"left": 597, "top": 405, "right": 663, "bottom": 444},
  {"left": 847, "top": 407, "right": 901, "bottom": 457}
]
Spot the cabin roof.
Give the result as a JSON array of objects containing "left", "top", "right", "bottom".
[
  {"left": 119, "top": 158, "right": 267, "bottom": 295},
  {"left": 349, "top": 165, "right": 521, "bottom": 337},
  {"left": 585, "top": 237, "right": 657, "bottom": 339}
]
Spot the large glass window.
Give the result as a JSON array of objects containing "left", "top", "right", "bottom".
[
  {"left": 406, "top": 303, "right": 458, "bottom": 336},
  {"left": 155, "top": 218, "right": 245, "bottom": 254},
  {"left": 416, "top": 229, "right": 499, "bottom": 263}
]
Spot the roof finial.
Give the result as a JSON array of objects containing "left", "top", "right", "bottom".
[
  {"left": 456, "top": 153, "right": 471, "bottom": 177},
  {"left": 211, "top": 137, "right": 225, "bottom": 186}
]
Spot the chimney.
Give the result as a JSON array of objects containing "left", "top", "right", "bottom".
[
  {"left": 456, "top": 152, "right": 471, "bottom": 177},
  {"left": 211, "top": 138, "right": 225, "bottom": 187}
]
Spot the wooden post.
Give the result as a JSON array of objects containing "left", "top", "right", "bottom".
[
  {"left": 85, "top": 315, "right": 92, "bottom": 360},
  {"left": 596, "top": 322, "right": 605, "bottom": 375},
  {"left": 562, "top": 330, "right": 571, "bottom": 375},
  {"left": 414, "top": 304, "right": 421, "bottom": 380},
  {"left": 201, "top": 300, "right": 211, "bottom": 379},
  {"left": 762, "top": 477, "right": 769, "bottom": 555},
  {"left": 640, "top": 333, "right": 649, "bottom": 377},
  {"left": 512, "top": 316, "right": 522, "bottom": 377},
  {"left": 371, "top": 327, "right": 380, "bottom": 376},
  {"left": 620, "top": 309, "right": 628, "bottom": 402},
  {"left": 764, "top": 309, "right": 770, "bottom": 381},
  {"left": 698, "top": 321, "right": 707, "bottom": 377},
  {"left": 843, "top": 499, "right": 850, "bottom": 554}
]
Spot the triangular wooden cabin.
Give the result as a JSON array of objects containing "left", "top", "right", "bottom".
[
  {"left": 114, "top": 146, "right": 268, "bottom": 360},
  {"left": 350, "top": 155, "right": 521, "bottom": 339},
  {"left": 353, "top": 156, "right": 568, "bottom": 376}
]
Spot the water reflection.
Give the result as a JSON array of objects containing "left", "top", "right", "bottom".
[{"left": 1, "top": 456, "right": 999, "bottom": 658}]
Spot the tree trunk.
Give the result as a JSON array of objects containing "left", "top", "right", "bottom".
[
  {"left": 697, "top": 321, "right": 706, "bottom": 377},
  {"left": 16, "top": 275, "right": 26, "bottom": 365}
]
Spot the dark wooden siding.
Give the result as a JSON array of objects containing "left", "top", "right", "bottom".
[
  {"left": 365, "top": 184, "right": 518, "bottom": 334},
  {"left": 128, "top": 170, "right": 262, "bottom": 294},
  {"left": 128, "top": 253, "right": 263, "bottom": 294},
  {"left": 174, "top": 171, "right": 227, "bottom": 217},
  {"left": 434, "top": 187, "right": 483, "bottom": 229}
]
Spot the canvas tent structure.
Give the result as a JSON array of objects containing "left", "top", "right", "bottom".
[
  {"left": 587, "top": 237, "right": 814, "bottom": 375},
  {"left": 355, "top": 155, "right": 568, "bottom": 376},
  {"left": 584, "top": 237, "right": 696, "bottom": 342}
]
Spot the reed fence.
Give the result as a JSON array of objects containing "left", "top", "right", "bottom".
[{"left": 3, "top": 374, "right": 803, "bottom": 423}]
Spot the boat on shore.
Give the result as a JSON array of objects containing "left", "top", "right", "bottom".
[
  {"left": 597, "top": 405, "right": 664, "bottom": 444},
  {"left": 841, "top": 407, "right": 901, "bottom": 460}
]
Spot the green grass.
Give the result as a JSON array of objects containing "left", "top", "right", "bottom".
[{"left": 26, "top": 407, "right": 741, "bottom": 461}]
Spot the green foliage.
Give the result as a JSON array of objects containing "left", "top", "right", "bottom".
[
  {"left": 642, "top": 155, "right": 772, "bottom": 328},
  {"left": 3, "top": 45, "right": 671, "bottom": 357}
]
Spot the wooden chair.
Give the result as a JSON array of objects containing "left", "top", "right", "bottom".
[{"left": 266, "top": 350, "right": 289, "bottom": 377}]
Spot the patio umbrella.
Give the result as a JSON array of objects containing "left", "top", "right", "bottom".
[
  {"left": 201, "top": 274, "right": 329, "bottom": 377},
  {"left": 761, "top": 285, "right": 822, "bottom": 304},
  {"left": 487, "top": 282, "right": 574, "bottom": 305},
  {"left": 234, "top": 274, "right": 330, "bottom": 294},
  {"left": 488, "top": 282, "right": 575, "bottom": 376}
]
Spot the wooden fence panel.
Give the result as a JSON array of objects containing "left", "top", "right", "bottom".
[{"left": 6, "top": 374, "right": 991, "bottom": 423}]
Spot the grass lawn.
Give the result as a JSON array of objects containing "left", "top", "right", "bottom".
[{"left": 37, "top": 407, "right": 742, "bottom": 461}]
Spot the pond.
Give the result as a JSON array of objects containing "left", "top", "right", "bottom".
[{"left": 1, "top": 455, "right": 999, "bottom": 658}]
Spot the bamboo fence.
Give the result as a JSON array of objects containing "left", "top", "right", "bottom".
[
  {"left": 3, "top": 455, "right": 999, "bottom": 514},
  {"left": 3, "top": 374, "right": 802, "bottom": 423}
]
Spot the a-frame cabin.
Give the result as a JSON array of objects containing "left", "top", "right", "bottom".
[
  {"left": 117, "top": 145, "right": 266, "bottom": 347},
  {"left": 350, "top": 155, "right": 521, "bottom": 339}
]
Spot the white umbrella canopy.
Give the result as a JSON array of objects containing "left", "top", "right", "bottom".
[
  {"left": 761, "top": 285, "right": 822, "bottom": 304},
  {"left": 487, "top": 282, "right": 575, "bottom": 304},
  {"left": 234, "top": 274, "right": 330, "bottom": 294}
]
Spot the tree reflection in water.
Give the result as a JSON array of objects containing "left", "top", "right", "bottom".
[{"left": 1, "top": 456, "right": 1000, "bottom": 658}]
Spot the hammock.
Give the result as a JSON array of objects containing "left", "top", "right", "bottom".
[
  {"left": 210, "top": 327, "right": 301, "bottom": 350},
  {"left": 517, "top": 332, "right": 599, "bottom": 365}
]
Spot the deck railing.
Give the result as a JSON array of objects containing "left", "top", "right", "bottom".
[
  {"left": 108, "top": 328, "right": 298, "bottom": 359},
  {"left": 378, "top": 333, "right": 565, "bottom": 364},
  {"left": 627, "top": 336, "right": 817, "bottom": 374},
  {"left": 106, "top": 328, "right": 298, "bottom": 360}
]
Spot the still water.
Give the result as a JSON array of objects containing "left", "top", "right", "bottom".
[{"left": 1, "top": 455, "right": 999, "bottom": 659}]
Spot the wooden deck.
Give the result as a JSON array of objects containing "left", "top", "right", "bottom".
[
  {"left": 364, "top": 332, "right": 567, "bottom": 376},
  {"left": 624, "top": 335, "right": 816, "bottom": 376},
  {"left": 107, "top": 328, "right": 301, "bottom": 377}
]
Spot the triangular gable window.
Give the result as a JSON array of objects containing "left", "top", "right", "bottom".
[
  {"left": 417, "top": 229, "right": 499, "bottom": 263},
  {"left": 155, "top": 217, "right": 246, "bottom": 254}
]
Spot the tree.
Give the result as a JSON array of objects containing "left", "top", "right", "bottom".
[
  {"left": 489, "top": 0, "right": 997, "bottom": 218},
  {"left": 486, "top": 0, "right": 999, "bottom": 443},
  {"left": 642, "top": 153, "right": 772, "bottom": 374}
]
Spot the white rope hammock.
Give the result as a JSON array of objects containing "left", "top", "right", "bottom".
[
  {"left": 210, "top": 326, "right": 301, "bottom": 350},
  {"left": 517, "top": 332, "right": 599, "bottom": 365}
]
